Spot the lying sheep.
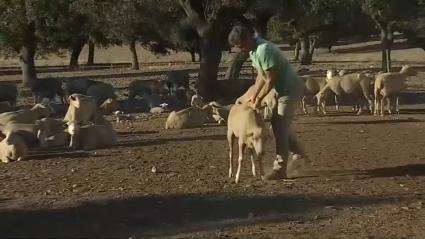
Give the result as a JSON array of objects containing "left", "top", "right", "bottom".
[
  {"left": 316, "top": 71, "right": 374, "bottom": 115},
  {"left": 86, "top": 82, "right": 116, "bottom": 106},
  {"left": 150, "top": 103, "right": 169, "bottom": 114},
  {"left": 0, "top": 103, "right": 53, "bottom": 127},
  {"left": 35, "top": 118, "right": 69, "bottom": 148},
  {"left": 165, "top": 104, "right": 213, "bottom": 129},
  {"left": 0, "top": 82, "right": 18, "bottom": 106},
  {"left": 374, "top": 65, "right": 417, "bottom": 116},
  {"left": 0, "top": 131, "right": 29, "bottom": 163},
  {"left": 100, "top": 98, "right": 121, "bottom": 115},
  {"left": 32, "top": 78, "right": 64, "bottom": 104},
  {"left": 67, "top": 121, "right": 117, "bottom": 150},
  {"left": 227, "top": 104, "right": 270, "bottom": 183},
  {"left": 64, "top": 94, "right": 109, "bottom": 126}
]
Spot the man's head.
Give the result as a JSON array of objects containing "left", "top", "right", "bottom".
[{"left": 228, "top": 25, "right": 255, "bottom": 52}]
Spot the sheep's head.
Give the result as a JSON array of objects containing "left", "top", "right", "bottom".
[
  {"left": 400, "top": 65, "right": 417, "bottom": 77},
  {"left": 68, "top": 94, "right": 82, "bottom": 108},
  {"left": 326, "top": 69, "right": 336, "bottom": 80}
]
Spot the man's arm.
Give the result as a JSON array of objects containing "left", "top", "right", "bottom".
[
  {"left": 249, "top": 71, "right": 265, "bottom": 102},
  {"left": 256, "top": 66, "right": 277, "bottom": 103}
]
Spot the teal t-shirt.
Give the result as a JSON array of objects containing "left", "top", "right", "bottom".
[{"left": 249, "top": 37, "right": 298, "bottom": 95}]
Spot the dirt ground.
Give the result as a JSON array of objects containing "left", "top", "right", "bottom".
[{"left": 0, "top": 40, "right": 425, "bottom": 238}]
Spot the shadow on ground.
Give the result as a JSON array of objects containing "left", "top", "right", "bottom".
[
  {"left": 315, "top": 164, "right": 425, "bottom": 179},
  {"left": 0, "top": 192, "right": 407, "bottom": 238}
]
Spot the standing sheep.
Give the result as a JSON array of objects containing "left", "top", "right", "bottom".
[
  {"left": 300, "top": 75, "right": 327, "bottom": 114},
  {"left": 374, "top": 65, "right": 417, "bottom": 116},
  {"left": 227, "top": 104, "right": 271, "bottom": 183}
]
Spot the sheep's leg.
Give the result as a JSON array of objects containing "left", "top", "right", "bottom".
[
  {"left": 387, "top": 97, "right": 393, "bottom": 114},
  {"left": 249, "top": 148, "right": 257, "bottom": 177},
  {"left": 395, "top": 96, "right": 400, "bottom": 114},
  {"left": 356, "top": 99, "right": 363, "bottom": 115},
  {"left": 380, "top": 96, "right": 386, "bottom": 116},
  {"left": 301, "top": 98, "right": 308, "bottom": 114},
  {"left": 334, "top": 95, "right": 339, "bottom": 112},
  {"left": 235, "top": 140, "right": 244, "bottom": 184},
  {"left": 227, "top": 133, "right": 234, "bottom": 178}
]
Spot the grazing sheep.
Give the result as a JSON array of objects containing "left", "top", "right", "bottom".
[
  {"left": 64, "top": 94, "right": 109, "bottom": 126},
  {"left": 100, "top": 98, "right": 121, "bottom": 115},
  {"left": 316, "top": 71, "right": 374, "bottom": 115},
  {"left": 165, "top": 104, "right": 213, "bottom": 129},
  {"left": 0, "top": 82, "right": 18, "bottom": 106},
  {"left": 374, "top": 65, "right": 417, "bottom": 116},
  {"left": 0, "top": 103, "right": 52, "bottom": 127},
  {"left": 300, "top": 75, "right": 327, "bottom": 114},
  {"left": 66, "top": 121, "right": 117, "bottom": 150},
  {"left": 128, "top": 80, "right": 165, "bottom": 99},
  {"left": 165, "top": 70, "right": 190, "bottom": 93},
  {"left": 227, "top": 104, "right": 270, "bottom": 183},
  {"left": 61, "top": 78, "right": 98, "bottom": 102},
  {"left": 86, "top": 82, "right": 116, "bottom": 105},
  {"left": 0, "top": 131, "right": 29, "bottom": 163},
  {"left": 0, "top": 102, "right": 12, "bottom": 113},
  {"left": 32, "top": 78, "right": 64, "bottom": 104}
]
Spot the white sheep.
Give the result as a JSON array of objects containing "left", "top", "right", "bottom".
[
  {"left": 374, "top": 65, "right": 417, "bottom": 116},
  {"left": 227, "top": 104, "right": 271, "bottom": 183},
  {"left": 235, "top": 85, "right": 277, "bottom": 119},
  {"left": 316, "top": 71, "right": 374, "bottom": 115},
  {"left": 150, "top": 103, "right": 169, "bottom": 114},
  {"left": 64, "top": 94, "right": 109, "bottom": 126},
  {"left": 113, "top": 111, "right": 136, "bottom": 125},
  {"left": 66, "top": 121, "right": 117, "bottom": 150},
  {"left": 165, "top": 104, "right": 213, "bottom": 129},
  {"left": 300, "top": 75, "right": 328, "bottom": 114},
  {"left": 0, "top": 131, "right": 29, "bottom": 163},
  {"left": 0, "top": 103, "right": 53, "bottom": 127}
]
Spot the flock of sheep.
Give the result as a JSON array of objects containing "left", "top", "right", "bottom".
[
  {"left": 301, "top": 65, "right": 418, "bottom": 116},
  {"left": 0, "top": 65, "right": 419, "bottom": 184}
]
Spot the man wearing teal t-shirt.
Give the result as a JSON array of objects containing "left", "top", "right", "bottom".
[{"left": 228, "top": 25, "right": 308, "bottom": 180}]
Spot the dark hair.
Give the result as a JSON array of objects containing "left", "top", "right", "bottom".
[{"left": 228, "top": 25, "right": 254, "bottom": 46}]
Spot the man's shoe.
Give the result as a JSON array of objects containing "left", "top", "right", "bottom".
[{"left": 264, "top": 169, "right": 287, "bottom": 180}]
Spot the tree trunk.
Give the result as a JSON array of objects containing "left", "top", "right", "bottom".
[
  {"left": 293, "top": 40, "right": 300, "bottom": 61},
  {"left": 309, "top": 36, "right": 317, "bottom": 56},
  {"left": 87, "top": 41, "right": 95, "bottom": 65},
  {"left": 129, "top": 41, "right": 139, "bottom": 70},
  {"left": 198, "top": 38, "right": 222, "bottom": 101},
  {"left": 20, "top": 22, "right": 37, "bottom": 88},
  {"left": 300, "top": 36, "right": 313, "bottom": 65},
  {"left": 224, "top": 52, "right": 249, "bottom": 81},
  {"left": 69, "top": 37, "right": 86, "bottom": 68}
]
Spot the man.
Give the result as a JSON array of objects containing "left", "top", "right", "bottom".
[{"left": 228, "top": 25, "right": 308, "bottom": 180}]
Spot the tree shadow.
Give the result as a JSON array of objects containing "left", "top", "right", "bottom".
[
  {"left": 27, "top": 150, "right": 91, "bottom": 160},
  {"left": 116, "top": 134, "right": 226, "bottom": 148},
  {"left": 0, "top": 192, "right": 407, "bottom": 238}
]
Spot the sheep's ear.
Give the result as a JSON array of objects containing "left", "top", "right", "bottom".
[{"left": 0, "top": 131, "right": 6, "bottom": 139}]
